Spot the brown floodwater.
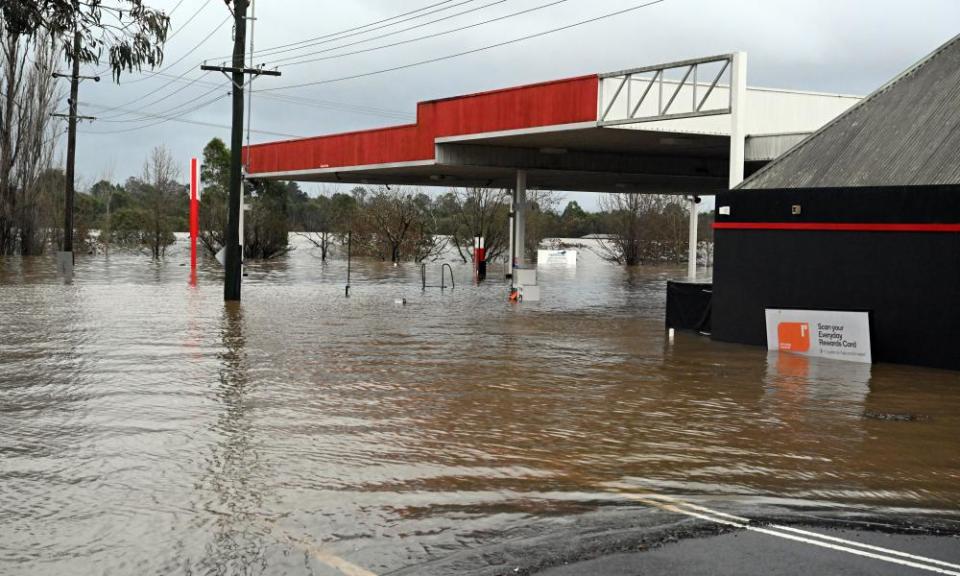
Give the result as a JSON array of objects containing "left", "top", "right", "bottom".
[{"left": 1, "top": 238, "right": 959, "bottom": 574}]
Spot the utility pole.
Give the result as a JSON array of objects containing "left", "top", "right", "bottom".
[
  {"left": 54, "top": 3, "right": 98, "bottom": 278},
  {"left": 201, "top": 0, "right": 279, "bottom": 301}
]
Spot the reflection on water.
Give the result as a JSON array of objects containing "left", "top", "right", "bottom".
[{"left": 1, "top": 237, "right": 959, "bottom": 574}]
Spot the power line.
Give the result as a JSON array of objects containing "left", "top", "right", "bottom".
[
  {"left": 165, "top": 0, "right": 214, "bottom": 43},
  {"left": 96, "top": 83, "right": 229, "bottom": 123},
  {"left": 94, "top": 14, "right": 232, "bottom": 119},
  {"left": 80, "top": 92, "right": 230, "bottom": 134},
  {"left": 88, "top": 0, "right": 211, "bottom": 76},
  {"left": 213, "top": 0, "right": 462, "bottom": 60},
  {"left": 259, "top": 0, "right": 666, "bottom": 94},
  {"left": 167, "top": 0, "right": 187, "bottom": 17},
  {"left": 121, "top": 0, "right": 220, "bottom": 85},
  {"left": 93, "top": 0, "right": 492, "bottom": 121},
  {"left": 265, "top": 0, "right": 511, "bottom": 66},
  {"left": 247, "top": 0, "right": 483, "bottom": 61},
  {"left": 80, "top": 101, "right": 303, "bottom": 138},
  {"left": 94, "top": 69, "right": 416, "bottom": 120},
  {"left": 269, "top": 0, "right": 570, "bottom": 69}
]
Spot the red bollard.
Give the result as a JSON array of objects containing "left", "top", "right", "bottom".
[
  {"left": 474, "top": 236, "right": 487, "bottom": 282},
  {"left": 189, "top": 157, "right": 199, "bottom": 285}
]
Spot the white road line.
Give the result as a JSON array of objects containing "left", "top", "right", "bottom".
[
  {"left": 646, "top": 494, "right": 960, "bottom": 570},
  {"left": 618, "top": 492, "right": 960, "bottom": 575},
  {"left": 636, "top": 493, "right": 960, "bottom": 572}
]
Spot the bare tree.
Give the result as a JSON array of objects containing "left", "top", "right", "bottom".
[
  {"left": 142, "top": 146, "right": 180, "bottom": 259},
  {"left": 598, "top": 193, "right": 665, "bottom": 266},
  {"left": 296, "top": 187, "right": 351, "bottom": 262},
  {"left": 523, "top": 189, "right": 562, "bottom": 263},
  {"left": 362, "top": 186, "right": 440, "bottom": 263},
  {"left": 445, "top": 187, "right": 510, "bottom": 264},
  {"left": 111, "top": 146, "right": 181, "bottom": 258},
  {"left": 597, "top": 193, "right": 692, "bottom": 265}
]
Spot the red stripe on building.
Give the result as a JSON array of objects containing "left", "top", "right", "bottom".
[
  {"left": 713, "top": 222, "right": 960, "bottom": 232},
  {"left": 244, "top": 75, "right": 599, "bottom": 175}
]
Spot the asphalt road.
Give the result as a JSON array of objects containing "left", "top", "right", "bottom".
[
  {"left": 538, "top": 528, "right": 960, "bottom": 576},
  {"left": 389, "top": 500, "right": 960, "bottom": 576}
]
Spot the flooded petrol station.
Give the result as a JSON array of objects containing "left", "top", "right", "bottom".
[{"left": 2, "top": 241, "right": 958, "bottom": 575}]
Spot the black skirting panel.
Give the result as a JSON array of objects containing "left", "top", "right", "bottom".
[
  {"left": 666, "top": 281, "right": 713, "bottom": 334},
  {"left": 712, "top": 186, "right": 960, "bottom": 371}
]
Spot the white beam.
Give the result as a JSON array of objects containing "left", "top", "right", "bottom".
[{"left": 729, "top": 51, "right": 748, "bottom": 188}]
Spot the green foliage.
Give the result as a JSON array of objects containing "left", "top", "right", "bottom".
[
  {"left": 105, "top": 146, "right": 185, "bottom": 259},
  {"left": 198, "top": 138, "right": 229, "bottom": 255},
  {"left": 244, "top": 179, "right": 290, "bottom": 260},
  {"left": 1, "top": 0, "right": 171, "bottom": 82}
]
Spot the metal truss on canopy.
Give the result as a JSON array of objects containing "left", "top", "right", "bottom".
[{"left": 598, "top": 54, "right": 735, "bottom": 127}]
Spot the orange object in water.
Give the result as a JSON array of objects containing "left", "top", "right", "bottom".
[
  {"left": 509, "top": 289, "right": 520, "bottom": 302},
  {"left": 778, "top": 322, "right": 811, "bottom": 352}
]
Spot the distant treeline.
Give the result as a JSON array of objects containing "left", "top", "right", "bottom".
[
  {"left": 0, "top": 10, "right": 712, "bottom": 267},
  {"left": 3, "top": 137, "right": 714, "bottom": 266}
]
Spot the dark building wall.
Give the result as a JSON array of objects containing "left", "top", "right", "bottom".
[{"left": 712, "top": 186, "right": 960, "bottom": 371}]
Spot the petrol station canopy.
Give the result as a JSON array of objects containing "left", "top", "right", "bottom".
[{"left": 245, "top": 54, "right": 860, "bottom": 194}]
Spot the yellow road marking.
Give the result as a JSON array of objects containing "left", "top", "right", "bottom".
[{"left": 255, "top": 517, "right": 378, "bottom": 576}]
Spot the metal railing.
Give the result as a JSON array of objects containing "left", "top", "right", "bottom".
[
  {"left": 598, "top": 54, "right": 734, "bottom": 127},
  {"left": 421, "top": 263, "right": 455, "bottom": 290}
]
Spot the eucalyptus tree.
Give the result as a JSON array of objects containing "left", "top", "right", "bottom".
[{"left": 1, "top": 0, "right": 170, "bottom": 258}]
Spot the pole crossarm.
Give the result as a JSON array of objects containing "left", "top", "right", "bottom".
[
  {"left": 200, "top": 64, "right": 280, "bottom": 89},
  {"left": 52, "top": 72, "right": 101, "bottom": 82},
  {"left": 52, "top": 113, "right": 96, "bottom": 121},
  {"left": 598, "top": 53, "right": 735, "bottom": 127},
  {"left": 199, "top": 64, "right": 281, "bottom": 76}
]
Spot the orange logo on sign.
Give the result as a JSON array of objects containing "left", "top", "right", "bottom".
[{"left": 778, "top": 322, "right": 810, "bottom": 352}]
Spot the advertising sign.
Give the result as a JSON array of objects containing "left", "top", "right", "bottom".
[
  {"left": 765, "top": 309, "right": 872, "bottom": 364},
  {"left": 537, "top": 250, "right": 578, "bottom": 267}
]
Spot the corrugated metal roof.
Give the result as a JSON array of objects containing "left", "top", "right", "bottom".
[{"left": 740, "top": 33, "right": 960, "bottom": 189}]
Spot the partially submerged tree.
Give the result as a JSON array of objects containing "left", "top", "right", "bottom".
[
  {"left": 360, "top": 186, "right": 445, "bottom": 263},
  {"left": 0, "top": 30, "right": 62, "bottom": 255},
  {"left": 198, "top": 138, "right": 230, "bottom": 255},
  {"left": 198, "top": 138, "right": 295, "bottom": 260},
  {"left": 441, "top": 187, "right": 510, "bottom": 264},
  {"left": 244, "top": 179, "right": 291, "bottom": 260},
  {"left": 112, "top": 146, "right": 183, "bottom": 258},
  {"left": 522, "top": 190, "right": 562, "bottom": 264},
  {"left": 297, "top": 191, "right": 357, "bottom": 262},
  {"left": 3, "top": 0, "right": 170, "bottom": 258},
  {"left": 597, "top": 193, "right": 690, "bottom": 266}
]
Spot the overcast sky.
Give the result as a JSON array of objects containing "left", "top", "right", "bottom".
[{"left": 70, "top": 0, "right": 960, "bottom": 210}]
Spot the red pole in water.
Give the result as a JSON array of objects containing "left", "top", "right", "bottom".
[{"left": 190, "top": 157, "right": 199, "bottom": 284}]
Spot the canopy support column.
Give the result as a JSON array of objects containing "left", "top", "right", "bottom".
[
  {"left": 688, "top": 196, "right": 699, "bottom": 280},
  {"left": 507, "top": 189, "right": 515, "bottom": 279},
  {"left": 515, "top": 170, "right": 527, "bottom": 270}
]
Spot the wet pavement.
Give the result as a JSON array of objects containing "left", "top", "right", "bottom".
[
  {"left": 1, "top": 237, "right": 958, "bottom": 575},
  {"left": 538, "top": 528, "right": 960, "bottom": 576}
]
